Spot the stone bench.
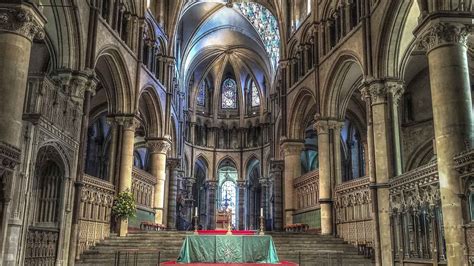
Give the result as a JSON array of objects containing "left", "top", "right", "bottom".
[
  {"left": 284, "top": 223, "right": 309, "bottom": 232},
  {"left": 140, "top": 221, "right": 166, "bottom": 231}
]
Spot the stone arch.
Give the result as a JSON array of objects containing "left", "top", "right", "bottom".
[
  {"left": 137, "top": 87, "right": 164, "bottom": 138},
  {"left": 288, "top": 88, "right": 317, "bottom": 139},
  {"left": 94, "top": 47, "right": 134, "bottom": 114},
  {"left": 244, "top": 154, "right": 260, "bottom": 181},
  {"left": 376, "top": 0, "right": 419, "bottom": 78},
  {"left": 405, "top": 136, "right": 435, "bottom": 172},
  {"left": 321, "top": 52, "right": 364, "bottom": 118}
]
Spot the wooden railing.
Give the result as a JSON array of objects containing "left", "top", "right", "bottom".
[
  {"left": 334, "top": 177, "right": 373, "bottom": 246},
  {"left": 78, "top": 174, "right": 115, "bottom": 255},
  {"left": 388, "top": 161, "right": 446, "bottom": 264},
  {"left": 293, "top": 170, "right": 319, "bottom": 210},
  {"left": 132, "top": 167, "right": 156, "bottom": 209}
]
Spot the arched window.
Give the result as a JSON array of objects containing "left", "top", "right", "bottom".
[
  {"left": 235, "top": 2, "right": 280, "bottom": 67},
  {"left": 218, "top": 165, "right": 238, "bottom": 225},
  {"left": 341, "top": 119, "right": 365, "bottom": 182},
  {"left": 251, "top": 82, "right": 260, "bottom": 107},
  {"left": 85, "top": 114, "right": 111, "bottom": 180},
  {"left": 221, "top": 78, "right": 237, "bottom": 109},
  {"left": 197, "top": 81, "right": 206, "bottom": 107}
]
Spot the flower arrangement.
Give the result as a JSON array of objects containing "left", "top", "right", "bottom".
[{"left": 112, "top": 190, "right": 136, "bottom": 219}]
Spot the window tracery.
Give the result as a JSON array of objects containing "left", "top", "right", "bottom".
[
  {"left": 251, "top": 82, "right": 260, "bottom": 107},
  {"left": 221, "top": 78, "right": 237, "bottom": 109},
  {"left": 235, "top": 2, "right": 280, "bottom": 67},
  {"left": 197, "top": 81, "right": 206, "bottom": 107}
]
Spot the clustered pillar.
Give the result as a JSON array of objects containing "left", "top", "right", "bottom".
[
  {"left": 166, "top": 158, "right": 180, "bottom": 229},
  {"left": 281, "top": 141, "right": 304, "bottom": 226},
  {"left": 315, "top": 120, "right": 332, "bottom": 235},
  {"left": 115, "top": 116, "right": 140, "bottom": 237},
  {"left": 418, "top": 20, "right": 473, "bottom": 266},
  {"left": 148, "top": 138, "right": 172, "bottom": 225},
  {"left": 0, "top": 5, "right": 45, "bottom": 262}
]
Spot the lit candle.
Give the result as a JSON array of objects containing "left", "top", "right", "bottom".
[
  {"left": 260, "top": 208, "right": 263, "bottom": 217},
  {"left": 195, "top": 207, "right": 198, "bottom": 216}
]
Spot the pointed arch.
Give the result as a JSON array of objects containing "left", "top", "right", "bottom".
[
  {"left": 137, "top": 86, "right": 164, "bottom": 138},
  {"left": 288, "top": 88, "right": 317, "bottom": 139},
  {"left": 94, "top": 47, "right": 134, "bottom": 114},
  {"left": 321, "top": 52, "right": 364, "bottom": 119}
]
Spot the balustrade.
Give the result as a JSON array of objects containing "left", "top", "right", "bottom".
[
  {"left": 334, "top": 177, "right": 373, "bottom": 246},
  {"left": 131, "top": 167, "right": 156, "bottom": 209},
  {"left": 78, "top": 174, "right": 115, "bottom": 255},
  {"left": 24, "top": 228, "right": 59, "bottom": 266},
  {"left": 388, "top": 161, "right": 446, "bottom": 264},
  {"left": 293, "top": 170, "right": 319, "bottom": 210}
]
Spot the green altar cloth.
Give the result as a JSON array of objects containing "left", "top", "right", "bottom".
[{"left": 177, "top": 235, "right": 280, "bottom": 263}]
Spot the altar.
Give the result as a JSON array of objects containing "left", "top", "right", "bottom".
[{"left": 177, "top": 235, "right": 279, "bottom": 264}]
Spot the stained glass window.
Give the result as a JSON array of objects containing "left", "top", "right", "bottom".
[
  {"left": 235, "top": 2, "right": 280, "bottom": 68},
  {"left": 197, "top": 81, "right": 206, "bottom": 106},
  {"left": 251, "top": 82, "right": 260, "bottom": 107},
  {"left": 220, "top": 180, "right": 237, "bottom": 225},
  {"left": 222, "top": 78, "right": 237, "bottom": 109}
]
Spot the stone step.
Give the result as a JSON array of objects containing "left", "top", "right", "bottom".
[{"left": 76, "top": 231, "right": 374, "bottom": 266}]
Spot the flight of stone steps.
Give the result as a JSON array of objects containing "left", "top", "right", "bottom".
[{"left": 76, "top": 231, "right": 374, "bottom": 266}]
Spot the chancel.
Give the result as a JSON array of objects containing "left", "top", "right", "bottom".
[{"left": 0, "top": 0, "right": 473, "bottom": 265}]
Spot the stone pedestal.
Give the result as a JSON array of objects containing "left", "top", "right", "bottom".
[
  {"left": 315, "top": 120, "right": 333, "bottom": 235},
  {"left": 281, "top": 141, "right": 304, "bottom": 226},
  {"left": 115, "top": 116, "right": 139, "bottom": 237},
  {"left": 0, "top": 4, "right": 45, "bottom": 264},
  {"left": 419, "top": 20, "right": 473, "bottom": 266},
  {"left": 166, "top": 158, "right": 180, "bottom": 229},
  {"left": 148, "top": 138, "right": 171, "bottom": 225}
]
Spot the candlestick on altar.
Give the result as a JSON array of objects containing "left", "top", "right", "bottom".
[
  {"left": 226, "top": 208, "right": 233, "bottom": 235},
  {"left": 194, "top": 207, "right": 199, "bottom": 235},
  {"left": 259, "top": 215, "right": 265, "bottom": 236}
]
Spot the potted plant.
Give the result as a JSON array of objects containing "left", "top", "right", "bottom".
[{"left": 112, "top": 190, "right": 136, "bottom": 236}]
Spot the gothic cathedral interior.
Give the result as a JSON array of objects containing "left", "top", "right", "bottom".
[{"left": 0, "top": 0, "right": 473, "bottom": 265}]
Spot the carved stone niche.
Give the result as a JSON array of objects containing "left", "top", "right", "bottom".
[{"left": 0, "top": 141, "right": 21, "bottom": 202}]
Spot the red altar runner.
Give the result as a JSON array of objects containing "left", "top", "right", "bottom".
[
  {"left": 196, "top": 230, "right": 256, "bottom": 235},
  {"left": 161, "top": 261, "right": 298, "bottom": 266}
]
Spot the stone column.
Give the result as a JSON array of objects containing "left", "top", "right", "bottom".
[
  {"left": 389, "top": 82, "right": 405, "bottom": 176},
  {"left": 115, "top": 116, "right": 139, "bottom": 237},
  {"left": 270, "top": 160, "right": 284, "bottom": 230},
  {"left": 315, "top": 120, "right": 333, "bottom": 235},
  {"left": 0, "top": 5, "right": 45, "bottom": 262},
  {"left": 148, "top": 137, "right": 171, "bottom": 225},
  {"left": 166, "top": 158, "right": 180, "bottom": 229},
  {"left": 331, "top": 121, "right": 344, "bottom": 185},
  {"left": 418, "top": 21, "right": 473, "bottom": 265},
  {"left": 206, "top": 181, "right": 218, "bottom": 229},
  {"left": 281, "top": 141, "right": 304, "bottom": 226},
  {"left": 361, "top": 81, "right": 394, "bottom": 265},
  {"left": 237, "top": 181, "right": 246, "bottom": 230}
]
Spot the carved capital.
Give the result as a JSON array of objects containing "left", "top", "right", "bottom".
[
  {"left": 166, "top": 157, "right": 181, "bottom": 169},
  {"left": 237, "top": 180, "right": 247, "bottom": 190},
  {"left": 419, "top": 22, "right": 472, "bottom": 52},
  {"left": 0, "top": 141, "right": 21, "bottom": 202},
  {"left": 281, "top": 141, "right": 304, "bottom": 156},
  {"left": 270, "top": 160, "right": 284, "bottom": 173},
  {"left": 147, "top": 137, "right": 172, "bottom": 154},
  {"left": 0, "top": 6, "right": 45, "bottom": 41},
  {"left": 387, "top": 81, "right": 405, "bottom": 107},
  {"left": 114, "top": 115, "right": 140, "bottom": 131},
  {"left": 314, "top": 119, "right": 330, "bottom": 135},
  {"left": 206, "top": 180, "right": 218, "bottom": 190}
]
